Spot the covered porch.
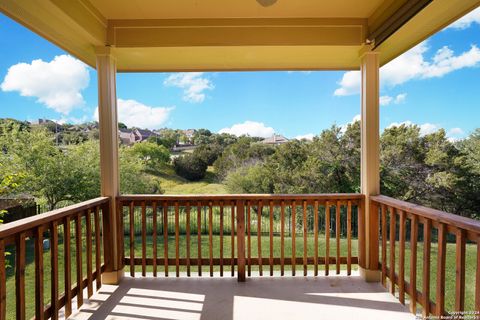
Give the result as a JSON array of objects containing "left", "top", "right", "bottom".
[
  {"left": 70, "top": 276, "right": 412, "bottom": 320},
  {"left": 1, "top": 0, "right": 480, "bottom": 319}
]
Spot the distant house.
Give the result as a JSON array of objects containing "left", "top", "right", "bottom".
[
  {"left": 33, "top": 118, "right": 57, "bottom": 125},
  {"left": 133, "top": 128, "right": 157, "bottom": 142},
  {"left": 119, "top": 129, "right": 136, "bottom": 145},
  {"left": 184, "top": 129, "right": 196, "bottom": 140},
  {"left": 261, "top": 134, "right": 289, "bottom": 145}
]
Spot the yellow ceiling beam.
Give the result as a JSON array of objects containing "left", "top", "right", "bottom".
[
  {"left": 112, "top": 45, "right": 362, "bottom": 72},
  {"left": 107, "top": 18, "right": 367, "bottom": 48}
]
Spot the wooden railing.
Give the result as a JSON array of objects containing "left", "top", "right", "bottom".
[
  {"left": 0, "top": 197, "right": 110, "bottom": 320},
  {"left": 371, "top": 195, "right": 480, "bottom": 317},
  {"left": 118, "top": 194, "right": 364, "bottom": 281}
]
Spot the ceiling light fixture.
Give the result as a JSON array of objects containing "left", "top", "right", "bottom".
[{"left": 256, "top": 0, "right": 278, "bottom": 7}]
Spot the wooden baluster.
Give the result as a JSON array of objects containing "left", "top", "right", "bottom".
[
  {"left": 94, "top": 207, "right": 101, "bottom": 290},
  {"left": 280, "top": 201, "right": 285, "bottom": 276},
  {"left": 314, "top": 200, "right": 319, "bottom": 276},
  {"left": 34, "top": 226, "right": 44, "bottom": 320},
  {"left": 270, "top": 200, "right": 274, "bottom": 276},
  {"left": 247, "top": 201, "right": 252, "bottom": 277},
  {"left": 231, "top": 202, "right": 235, "bottom": 277},
  {"left": 422, "top": 219, "right": 431, "bottom": 317},
  {"left": 476, "top": 237, "right": 480, "bottom": 313},
  {"left": 454, "top": 229, "right": 465, "bottom": 312},
  {"left": 175, "top": 202, "right": 180, "bottom": 277},
  {"left": 325, "top": 201, "right": 330, "bottom": 276},
  {"left": 258, "top": 201, "right": 263, "bottom": 276},
  {"left": 86, "top": 211, "right": 93, "bottom": 297},
  {"left": 152, "top": 201, "right": 158, "bottom": 277},
  {"left": 208, "top": 202, "right": 213, "bottom": 277},
  {"left": 75, "top": 214, "right": 83, "bottom": 308},
  {"left": 399, "top": 211, "right": 406, "bottom": 305},
  {"left": 358, "top": 199, "right": 365, "bottom": 269},
  {"left": 186, "top": 202, "right": 191, "bottom": 277},
  {"left": 389, "top": 207, "right": 396, "bottom": 295},
  {"left": 51, "top": 221, "right": 59, "bottom": 319},
  {"left": 0, "top": 239, "right": 6, "bottom": 320},
  {"left": 346, "top": 201, "right": 351, "bottom": 276},
  {"left": 303, "top": 200, "right": 308, "bottom": 276},
  {"left": 129, "top": 201, "right": 135, "bottom": 277},
  {"left": 197, "top": 202, "right": 202, "bottom": 276},
  {"left": 64, "top": 217, "right": 72, "bottom": 317},
  {"left": 118, "top": 202, "right": 125, "bottom": 272},
  {"left": 220, "top": 202, "right": 224, "bottom": 277},
  {"left": 141, "top": 201, "right": 147, "bottom": 277},
  {"left": 436, "top": 223, "right": 446, "bottom": 316},
  {"left": 164, "top": 201, "right": 169, "bottom": 277},
  {"left": 16, "top": 232, "right": 26, "bottom": 320},
  {"left": 409, "top": 215, "right": 418, "bottom": 314},
  {"left": 336, "top": 201, "right": 341, "bottom": 275},
  {"left": 162, "top": 201, "right": 168, "bottom": 277},
  {"left": 292, "top": 201, "right": 296, "bottom": 276},
  {"left": 381, "top": 205, "right": 387, "bottom": 286},
  {"left": 236, "top": 200, "right": 246, "bottom": 282}
]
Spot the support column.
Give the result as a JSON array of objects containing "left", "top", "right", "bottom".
[
  {"left": 359, "top": 49, "right": 381, "bottom": 282},
  {"left": 96, "top": 46, "right": 123, "bottom": 284}
]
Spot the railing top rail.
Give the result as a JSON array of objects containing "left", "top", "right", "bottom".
[
  {"left": 118, "top": 193, "right": 364, "bottom": 202},
  {"left": 0, "top": 197, "right": 110, "bottom": 240},
  {"left": 371, "top": 195, "right": 480, "bottom": 235}
]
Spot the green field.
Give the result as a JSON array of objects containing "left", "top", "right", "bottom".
[
  {"left": 154, "top": 166, "right": 227, "bottom": 194},
  {"left": 4, "top": 232, "right": 478, "bottom": 319}
]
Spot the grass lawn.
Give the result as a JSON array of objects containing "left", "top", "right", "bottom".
[
  {"left": 152, "top": 165, "right": 227, "bottom": 194},
  {"left": 4, "top": 233, "right": 478, "bottom": 319}
]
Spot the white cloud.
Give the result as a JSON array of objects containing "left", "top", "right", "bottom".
[
  {"left": 380, "top": 93, "right": 407, "bottom": 106},
  {"left": 340, "top": 114, "right": 361, "bottom": 133},
  {"left": 334, "top": 42, "right": 480, "bottom": 96},
  {"left": 164, "top": 72, "right": 214, "bottom": 103},
  {"left": 386, "top": 121, "right": 439, "bottom": 136},
  {"left": 387, "top": 121, "right": 414, "bottom": 129},
  {"left": 419, "top": 123, "right": 440, "bottom": 136},
  {"left": 286, "top": 71, "right": 313, "bottom": 74},
  {"left": 446, "top": 127, "right": 465, "bottom": 142},
  {"left": 295, "top": 133, "right": 315, "bottom": 141},
  {"left": 394, "top": 93, "right": 407, "bottom": 104},
  {"left": 379, "top": 95, "right": 393, "bottom": 106},
  {"left": 448, "top": 127, "right": 464, "bottom": 136},
  {"left": 218, "top": 121, "right": 275, "bottom": 138},
  {"left": 333, "top": 70, "right": 361, "bottom": 96},
  {"left": 54, "top": 115, "right": 89, "bottom": 125},
  {"left": 1, "top": 55, "right": 89, "bottom": 114},
  {"left": 446, "top": 7, "right": 480, "bottom": 30},
  {"left": 94, "top": 99, "right": 173, "bottom": 129}
]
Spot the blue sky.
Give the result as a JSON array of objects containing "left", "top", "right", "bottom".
[{"left": 0, "top": 9, "right": 479, "bottom": 140}]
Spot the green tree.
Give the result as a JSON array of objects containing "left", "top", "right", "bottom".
[
  {"left": 213, "top": 136, "right": 275, "bottom": 179},
  {"left": 173, "top": 154, "right": 208, "bottom": 181},
  {"left": 129, "top": 141, "right": 170, "bottom": 172}
]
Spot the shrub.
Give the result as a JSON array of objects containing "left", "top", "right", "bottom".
[{"left": 173, "top": 154, "right": 208, "bottom": 181}]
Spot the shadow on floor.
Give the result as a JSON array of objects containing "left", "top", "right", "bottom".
[{"left": 70, "top": 275, "right": 414, "bottom": 320}]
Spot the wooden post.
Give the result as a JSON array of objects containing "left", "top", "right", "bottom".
[
  {"left": 236, "top": 200, "right": 246, "bottom": 282},
  {"left": 359, "top": 48, "right": 381, "bottom": 282},
  {"left": 96, "top": 46, "right": 123, "bottom": 284}
]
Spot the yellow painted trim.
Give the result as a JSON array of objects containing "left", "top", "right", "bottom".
[
  {"left": 376, "top": 0, "right": 480, "bottom": 66},
  {"left": 1, "top": 0, "right": 478, "bottom": 71},
  {"left": 108, "top": 18, "right": 367, "bottom": 48}
]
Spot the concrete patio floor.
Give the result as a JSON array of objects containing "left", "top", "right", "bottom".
[{"left": 67, "top": 274, "right": 414, "bottom": 320}]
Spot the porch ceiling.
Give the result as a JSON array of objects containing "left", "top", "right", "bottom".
[{"left": 1, "top": 0, "right": 479, "bottom": 71}]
